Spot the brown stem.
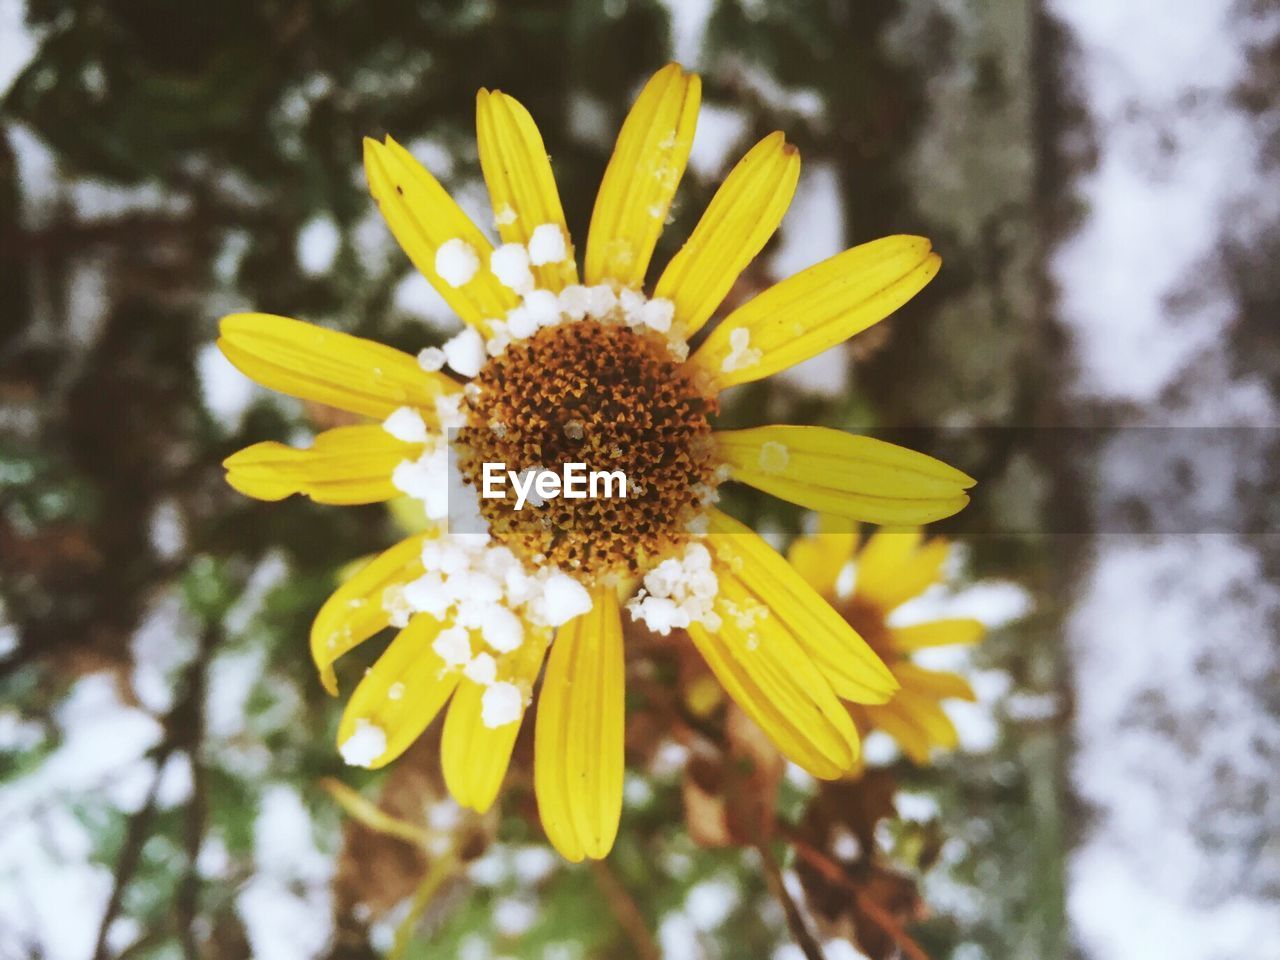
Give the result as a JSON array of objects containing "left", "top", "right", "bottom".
[
  {"left": 757, "top": 842, "right": 826, "bottom": 960},
  {"left": 788, "top": 837, "right": 931, "bottom": 960},
  {"left": 589, "top": 859, "right": 662, "bottom": 960}
]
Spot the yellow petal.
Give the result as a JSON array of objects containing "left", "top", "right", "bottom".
[
  {"left": 890, "top": 618, "right": 985, "bottom": 652},
  {"left": 861, "top": 699, "right": 939, "bottom": 764},
  {"left": 653, "top": 132, "right": 800, "bottom": 335},
  {"left": 707, "top": 509, "right": 897, "bottom": 706},
  {"left": 534, "top": 587, "right": 625, "bottom": 862},
  {"left": 476, "top": 89, "right": 577, "bottom": 292},
  {"left": 856, "top": 531, "right": 951, "bottom": 612},
  {"left": 311, "top": 534, "right": 429, "bottom": 695},
  {"left": 223, "top": 425, "right": 416, "bottom": 505},
  {"left": 335, "top": 614, "right": 460, "bottom": 769},
  {"left": 785, "top": 530, "right": 857, "bottom": 597},
  {"left": 853, "top": 528, "right": 921, "bottom": 592},
  {"left": 218, "top": 313, "right": 460, "bottom": 420},
  {"left": 894, "top": 663, "right": 977, "bottom": 702},
  {"left": 690, "top": 235, "right": 941, "bottom": 390},
  {"left": 584, "top": 63, "right": 700, "bottom": 287},
  {"left": 715, "top": 426, "right": 974, "bottom": 526},
  {"left": 880, "top": 687, "right": 961, "bottom": 760},
  {"left": 365, "top": 136, "right": 518, "bottom": 332},
  {"left": 441, "top": 623, "right": 552, "bottom": 813},
  {"left": 688, "top": 570, "right": 858, "bottom": 779}
]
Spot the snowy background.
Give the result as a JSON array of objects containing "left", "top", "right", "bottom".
[{"left": 2, "top": 0, "right": 1278, "bottom": 958}]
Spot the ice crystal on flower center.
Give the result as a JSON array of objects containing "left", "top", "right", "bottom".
[{"left": 455, "top": 319, "right": 719, "bottom": 579}]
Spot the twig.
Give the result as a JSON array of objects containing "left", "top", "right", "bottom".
[
  {"left": 91, "top": 772, "right": 165, "bottom": 960},
  {"left": 91, "top": 626, "right": 218, "bottom": 960},
  {"left": 589, "top": 859, "right": 662, "bottom": 960},
  {"left": 320, "top": 777, "right": 431, "bottom": 847},
  {"left": 757, "top": 842, "right": 826, "bottom": 960},
  {"left": 388, "top": 848, "right": 461, "bottom": 960},
  {"left": 788, "top": 838, "right": 931, "bottom": 960},
  {"left": 174, "top": 627, "right": 217, "bottom": 960}
]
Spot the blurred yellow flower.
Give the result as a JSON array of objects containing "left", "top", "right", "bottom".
[
  {"left": 789, "top": 527, "right": 984, "bottom": 765},
  {"left": 217, "top": 63, "right": 973, "bottom": 860}
]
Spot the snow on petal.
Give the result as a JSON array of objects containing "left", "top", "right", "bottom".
[
  {"left": 339, "top": 720, "right": 387, "bottom": 767},
  {"left": 435, "top": 238, "right": 480, "bottom": 287}
]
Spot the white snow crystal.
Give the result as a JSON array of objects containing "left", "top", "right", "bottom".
[
  {"left": 434, "top": 393, "right": 467, "bottom": 430},
  {"left": 721, "top": 327, "right": 763, "bottom": 373},
  {"left": 640, "top": 298, "right": 675, "bottom": 333},
  {"left": 432, "top": 625, "right": 472, "bottom": 667},
  {"left": 434, "top": 238, "right": 480, "bottom": 287},
  {"left": 586, "top": 284, "right": 618, "bottom": 318},
  {"left": 381, "top": 585, "right": 413, "bottom": 629},
  {"left": 481, "top": 682, "right": 523, "bottom": 728},
  {"left": 619, "top": 287, "right": 646, "bottom": 323},
  {"left": 464, "top": 652, "right": 498, "bottom": 686},
  {"left": 541, "top": 572, "right": 593, "bottom": 626},
  {"left": 481, "top": 604, "right": 524, "bottom": 653},
  {"left": 417, "top": 346, "right": 446, "bottom": 372},
  {"left": 628, "top": 541, "right": 720, "bottom": 635},
  {"left": 758, "top": 441, "right": 789, "bottom": 473},
  {"left": 527, "top": 223, "right": 567, "bottom": 265},
  {"left": 297, "top": 215, "right": 340, "bottom": 276},
  {"left": 522, "top": 288, "right": 561, "bottom": 327},
  {"left": 442, "top": 327, "right": 486, "bottom": 378},
  {"left": 490, "top": 243, "right": 534, "bottom": 294},
  {"left": 339, "top": 720, "right": 387, "bottom": 767},
  {"left": 506, "top": 306, "right": 539, "bottom": 339},
  {"left": 391, "top": 445, "right": 450, "bottom": 519},
  {"left": 558, "top": 284, "right": 591, "bottom": 320},
  {"left": 382, "top": 406, "right": 428, "bottom": 444}
]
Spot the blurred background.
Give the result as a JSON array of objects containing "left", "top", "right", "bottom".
[{"left": 2, "top": 1, "right": 1278, "bottom": 958}]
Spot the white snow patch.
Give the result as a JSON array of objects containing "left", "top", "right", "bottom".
[
  {"left": 148, "top": 498, "right": 186, "bottom": 560},
  {"left": 480, "top": 682, "right": 523, "bottom": 728},
  {"left": 197, "top": 341, "right": 259, "bottom": 430},
  {"left": 393, "top": 271, "right": 459, "bottom": 332},
  {"left": 773, "top": 344, "right": 850, "bottom": 397},
  {"left": 417, "top": 346, "right": 446, "bottom": 372},
  {"left": 442, "top": 326, "right": 486, "bottom": 378},
  {"left": 382, "top": 406, "right": 429, "bottom": 444},
  {"left": 432, "top": 625, "right": 472, "bottom": 668},
  {"left": 527, "top": 223, "right": 568, "bottom": 265},
  {"left": 721, "top": 327, "right": 762, "bottom": 374},
  {"left": 435, "top": 238, "right": 480, "bottom": 287},
  {"left": 464, "top": 652, "right": 497, "bottom": 686},
  {"left": 296, "top": 215, "right": 341, "bottom": 276},
  {"left": 771, "top": 161, "right": 845, "bottom": 279},
  {"left": 339, "top": 720, "right": 387, "bottom": 767},
  {"left": 758, "top": 440, "right": 789, "bottom": 473},
  {"left": 0, "top": 673, "right": 169, "bottom": 960},
  {"left": 490, "top": 242, "right": 534, "bottom": 294},
  {"left": 685, "top": 875, "right": 739, "bottom": 931},
  {"left": 130, "top": 592, "right": 197, "bottom": 713},
  {"left": 1067, "top": 537, "right": 1280, "bottom": 960},
  {"left": 538, "top": 571, "right": 593, "bottom": 626},
  {"left": 0, "top": 0, "right": 41, "bottom": 99},
  {"left": 238, "top": 785, "right": 333, "bottom": 960},
  {"left": 687, "top": 103, "right": 750, "bottom": 178},
  {"left": 627, "top": 541, "right": 720, "bottom": 635}
]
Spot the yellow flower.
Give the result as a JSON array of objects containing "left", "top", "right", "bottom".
[
  {"left": 218, "top": 63, "right": 974, "bottom": 861},
  {"left": 788, "top": 526, "right": 985, "bottom": 765}
]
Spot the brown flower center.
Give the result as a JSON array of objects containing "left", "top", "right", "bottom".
[{"left": 455, "top": 320, "right": 719, "bottom": 580}]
